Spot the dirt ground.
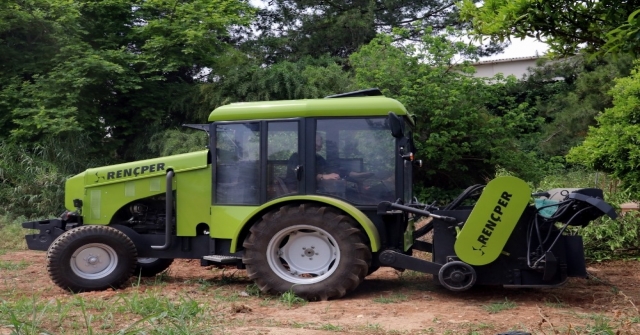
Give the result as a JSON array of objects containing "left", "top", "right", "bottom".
[{"left": 1, "top": 250, "right": 640, "bottom": 334}]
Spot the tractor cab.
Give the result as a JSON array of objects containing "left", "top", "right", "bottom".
[{"left": 212, "top": 114, "right": 411, "bottom": 206}]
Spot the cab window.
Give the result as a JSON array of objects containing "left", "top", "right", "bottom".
[
  {"left": 215, "top": 123, "right": 260, "bottom": 204},
  {"left": 316, "top": 118, "right": 395, "bottom": 204}
]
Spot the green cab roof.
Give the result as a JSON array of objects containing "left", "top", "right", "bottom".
[{"left": 208, "top": 96, "right": 411, "bottom": 122}]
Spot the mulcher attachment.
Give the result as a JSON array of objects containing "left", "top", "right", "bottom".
[{"left": 378, "top": 176, "right": 617, "bottom": 291}]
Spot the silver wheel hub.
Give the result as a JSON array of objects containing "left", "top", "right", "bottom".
[
  {"left": 70, "top": 243, "right": 118, "bottom": 280},
  {"left": 267, "top": 225, "right": 340, "bottom": 284}
]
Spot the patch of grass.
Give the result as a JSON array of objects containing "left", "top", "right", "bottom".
[
  {"left": 213, "top": 289, "right": 239, "bottom": 302},
  {"left": 115, "top": 291, "right": 163, "bottom": 316},
  {"left": 321, "top": 302, "right": 332, "bottom": 314},
  {"left": 116, "top": 291, "right": 203, "bottom": 319},
  {"left": 584, "top": 314, "right": 616, "bottom": 334},
  {"left": 0, "top": 215, "right": 29, "bottom": 251},
  {"left": 195, "top": 278, "right": 217, "bottom": 291},
  {"left": 461, "top": 322, "right": 494, "bottom": 334},
  {"left": 245, "top": 283, "right": 261, "bottom": 297},
  {"left": 318, "top": 323, "right": 342, "bottom": 331},
  {"left": 0, "top": 260, "right": 28, "bottom": 270},
  {"left": 77, "top": 297, "right": 95, "bottom": 335},
  {"left": 0, "top": 296, "right": 51, "bottom": 334},
  {"left": 211, "top": 269, "right": 249, "bottom": 286},
  {"left": 290, "top": 321, "right": 314, "bottom": 328},
  {"left": 397, "top": 270, "right": 425, "bottom": 280},
  {"left": 361, "top": 322, "right": 383, "bottom": 331},
  {"left": 154, "top": 269, "right": 172, "bottom": 283},
  {"left": 543, "top": 295, "right": 567, "bottom": 308},
  {"left": 279, "top": 289, "right": 307, "bottom": 308},
  {"left": 259, "top": 297, "right": 274, "bottom": 307},
  {"left": 373, "top": 293, "right": 408, "bottom": 304},
  {"left": 395, "top": 270, "right": 436, "bottom": 291},
  {"left": 482, "top": 298, "right": 517, "bottom": 314},
  {"left": 0, "top": 289, "right": 240, "bottom": 335}
]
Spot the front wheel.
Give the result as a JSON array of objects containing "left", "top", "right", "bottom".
[
  {"left": 243, "top": 204, "right": 371, "bottom": 300},
  {"left": 47, "top": 225, "right": 137, "bottom": 292}
]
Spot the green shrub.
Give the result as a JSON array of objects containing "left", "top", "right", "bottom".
[{"left": 0, "top": 136, "right": 109, "bottom": 219}]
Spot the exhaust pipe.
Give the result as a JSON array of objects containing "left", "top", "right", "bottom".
[{"left": 152, "top": 170, "right": 174, "bottom": 250}]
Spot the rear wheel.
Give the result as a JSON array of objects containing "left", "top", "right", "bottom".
[
  {"left": 47, "top": 225, "right": 137, "bottom": 292},
  {"left": 243, "top": 204, "right": 371, "bottom": 300},
  {"left": 134, "top": 258, "right": 174, "bottom": 277}
]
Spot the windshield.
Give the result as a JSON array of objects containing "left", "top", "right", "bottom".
[{"left": 316, "top": 118, "right": 396, "bottom": 205}]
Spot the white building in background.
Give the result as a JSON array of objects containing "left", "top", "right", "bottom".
[{"left": 471, "top": 56, "right": 541, "bottom": 79}]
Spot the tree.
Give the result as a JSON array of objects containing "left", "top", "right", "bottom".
[
  {"left": 0, "top": 0, "right": 253, "bottom": 159},
  {"left": 195, "top": 56, "right": 355, "bottom": 118},
  {"left": 244, "top": 0, "right": 503, "bottom": 64},
  {"left": 501, "top": 55, "right": 634, "bottom": 157},
  {"left": 460, "top": 0, "right": 640, "bottom": 56},
  {"left": 603, "top": 9, "right": 640, "bottom": 56},
  {"left": 567, "top": 62, "right": 640, "bottom": 197},
  {"left": 350, "top": 29, "right": 542, "bottom": 193}
]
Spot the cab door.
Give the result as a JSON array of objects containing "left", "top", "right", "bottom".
[{"left": 265, "top": 120, "right": 302, "bottom": 201}]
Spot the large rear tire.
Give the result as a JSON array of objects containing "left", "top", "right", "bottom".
[
  {"left": 243, "top": 204, "right": 371, "bottom": 300},
  {"left": 367, "top": 253, "right": 381, "bottom": 276},
  {"left": 47, "top": 225, "right": 137, "bottom": 292}
]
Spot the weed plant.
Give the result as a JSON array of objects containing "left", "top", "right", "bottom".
[
  {"left": 373, "top": 293, "right": 408, "bottom": 304},
  {"left": 482, "top": 298, "right": 517, "bottom": 314},
  {"left": 279, "top": 289, "right": 307, "bottom": 308}
]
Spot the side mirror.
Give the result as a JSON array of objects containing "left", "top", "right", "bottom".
[{"left": 388, "top": 112, "right": 404, "bottom": 138}]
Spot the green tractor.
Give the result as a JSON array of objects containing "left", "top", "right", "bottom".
[{"left": 23, "top": 89, "right": 617, "bottom": 299}]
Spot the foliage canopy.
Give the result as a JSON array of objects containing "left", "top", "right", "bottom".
[
  {"left": 460, "top": 0, "right": 640, "bottom": 56},
  {"left": 245, "top": 0, "right": 504, "bottom": 64},
  {"left": 0, "top": 0, "right": 254, "bottom": 159},
  {"left": 350, "top": 29, "right": 543, "bottom": 191}
]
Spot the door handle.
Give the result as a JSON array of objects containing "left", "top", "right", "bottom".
[{"left": 295, "top": 165, "right": 303, "bottom": 181}]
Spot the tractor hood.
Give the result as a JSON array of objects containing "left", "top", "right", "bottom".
[{"left": 64, "top": 150, "right": 210, "bottom": 211}]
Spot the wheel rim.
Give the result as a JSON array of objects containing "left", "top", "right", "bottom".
[
  {"left": 266, "top": 224, "right": 341, "bottom": 284},
  {"left": 137, "top": 257, "right": 159, "bottom": 264},
  {"left": 70, "top": 243, "right": 118, "bottom": 280},
  {"left": 439, "top": 261, "right": 476, "bottom": 291}
]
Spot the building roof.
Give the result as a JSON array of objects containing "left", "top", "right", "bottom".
[{"left": 472, "top": 56, "right": 541, "bottom": 66}]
